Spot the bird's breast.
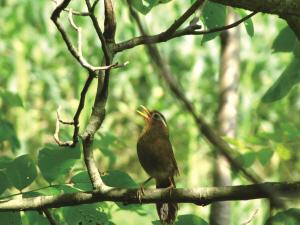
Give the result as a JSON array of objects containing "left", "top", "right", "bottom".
[{"left": 137, "top": 131, "right": 175, "bottom": 180}]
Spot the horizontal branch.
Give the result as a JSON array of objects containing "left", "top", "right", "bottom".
[
  {"left": 0, "top": 181, "right": 299, "bottom": 211},
  {"left": 209, "top": 0, "right": 300, "bottom": 40},
  {"left": 210, "top": 0, "right": 300, "bottom": 17}
]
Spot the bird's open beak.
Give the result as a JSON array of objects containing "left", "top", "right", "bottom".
[{"left": 136, "top": 105, "right": 151, "bottom": 121}]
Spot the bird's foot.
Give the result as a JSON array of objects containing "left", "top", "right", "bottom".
[
  {"left": 136, "top": 184, "right": 145, "bottom": 203},
  {"left": 165, "top": 177, "right": 175, "bottom": 197}
]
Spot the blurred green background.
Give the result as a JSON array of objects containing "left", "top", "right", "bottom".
[{"left": 1, "top": 0, "right": 300, "bottom": 224}]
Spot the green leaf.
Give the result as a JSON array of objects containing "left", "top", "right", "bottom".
[
  {"left": 0, "top": 171, "right": 10, "bottom": 194},
  {"left": 7, "top": 154, "right": 37, "bottom": 190},
  {"left": 100, "top": 170, "right": 146, "bottom": 214},
  {"left": 71, "top": 171, "right": 93, "bottom": 191},
  {"left": 102, "top": 170, "right": 138, "bottom": 188},
  {"left": 0, "top": 90, "right": 23, "bottom": 107},
  {"left": 276, "top": 144, "right": 291, "bottom": 160},
  {"left": 154, "top": 214, "right": 209, "bottom": 225},
  {"left": 244, "top": 17, "right": 254, "bottom": 37},
  {"left": 265, "top": 208, "right": 300, "bottom": 225},
  {"left": 257, "top": 149, "right": 273, "bottom": 165},
  {"left": 0, "top": 156, "right": 13, "bottom": 169},
  {"left": 0, "top": 212, "right": 21, "bottom": 225},
  {"left": 38, "top": 144, "right": 81, "bottom": 184},
  {"left": 239, "top": 151, "right": 256, "bottom": 168},
  {"left": 237, "top": 9, "right": 254, "bottom": 37},
  {"left": 62, "top": 204, "right": 114, "bottom": 225},
  {"left": 293, "top": 41, "right": 300, "bottom": 57},
  {"left": 94, "top": 133, "right": 117, "bottom": 165},
  {"left": 131, "top": 0, "right": 159, "bottom": 15},
  {"left": 0, "top": 120, "right": 20, "bottom": 151},
  {"left": 261, "top": 58, "right": 300, "bottom": 102},
  {"left": 280, "top": 123, "right": 300, "bottom": 140},
  {"left": 24, "top": 211, "right": 51, "bottom": 225},
  {"left": 175, "top": 215, "right": 209, "bottom": 225},
  {"left": 0, "top": 120, "right": 16, "bottom": 142},
  {"left": 272, "top": 26, "right": 298, "bottom": 53},
  {"left": 201, "top": 2, "right": 226, "bottom": 43}
]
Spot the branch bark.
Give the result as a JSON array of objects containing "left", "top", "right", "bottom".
[
  {"left": 0, "top": 182, "right": 298, "bottom": 212},
  {"left": 114, "top": 0, "right": 205, "bottom": 52},
  {"left": 209, "top": 0, "right": 300, "bottom": 40},
  {"left": 80, "top": 0, "right": 117, "bottom": 191}
]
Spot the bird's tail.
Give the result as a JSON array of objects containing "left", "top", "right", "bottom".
[{"left": 156, "top": 177, "right": 178, "bottom": 225}]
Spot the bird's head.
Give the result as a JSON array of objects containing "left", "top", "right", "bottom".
[{"left": 137, "top": 105, "right": 168, "bottom": 132}]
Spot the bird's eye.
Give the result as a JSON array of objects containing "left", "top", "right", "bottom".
[{"left": 152, "top": 113, "right": 160, "bottom": 120}]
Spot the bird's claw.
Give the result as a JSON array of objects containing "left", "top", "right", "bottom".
[{"left": 137, "top": 184, "right": 145, "bottom": 203}]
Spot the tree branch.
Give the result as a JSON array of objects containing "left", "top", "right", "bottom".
[
  {"left": 85, "top": 0, "right": 111, "bottom": 63},
  {"left": 114, "top": 10, "right": 256, "bottom": 53},
  {"left": 50, "top": 0, "right": 118, "bottom": 72},
  {"left": 114, "top": 0, "right": 205, "bottom": 53},
  {"left": 80, "top": 0, "right": 117, "bottom": 191},
  {"left": 209, "top": 0, "right": 300, "bottom": 40},
  {"left": 0, "top": 182, "right": 299, "bottom": 211}
]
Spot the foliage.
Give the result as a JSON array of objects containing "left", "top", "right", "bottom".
[{"left": 0, "top": 0, "right": 300, "bottom": 224}]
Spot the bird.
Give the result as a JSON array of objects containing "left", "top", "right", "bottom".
[{"left": 136, "top": 105, "right": 179, "bottom": 225}]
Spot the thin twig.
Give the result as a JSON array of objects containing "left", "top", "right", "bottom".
[
  {"left": 51, "top": 0, "right": 90, "bottom": 16},
  {"left": 42, "top": 209, "right": 58, "bottom": 225},
  {"left": 241, "top": 209, "right": 259, "bottom": 225},
  {"left": 114, "top": 8, "right": 257, "bottom": 53},
  {"left": 173, "top": 11, "right": 258, "bottom": 37},
  {"left": 114, "top": 0, "right": 205, "bottom": 52},
  {"left": 53, "top": 106, "right": 74, "bottom": 147},
  {"left": 51, "top": 0, "right": 120, "bottom": 72},
  {"left": 53, "top": 72, "right": 95, "bottom": 147}
]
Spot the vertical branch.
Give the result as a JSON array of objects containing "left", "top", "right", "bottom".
[
  {"left": 81, "top": 0, "right": 116, "bottom": 191},
  {"left": 103, "top": 0, "right": 116, "bottom": 41},
  {"left": 210, "top": 8, "right": 240, "bottom": 225}
]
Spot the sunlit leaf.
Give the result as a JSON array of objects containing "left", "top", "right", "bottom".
[
  {"left": 276, "top": 144, "right": 291, "bottom": 160},
  {"left": 38, "top": 144, "right": 81, "bottom": 184},
  {"left": 261, "top": 58, "right": 300, "bottom": 102},
  {"left": 6, "top": 154, "right": 37, "bottom": 190}
]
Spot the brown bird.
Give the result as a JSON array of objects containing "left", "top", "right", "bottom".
[{"left": 136, "top": 106, "right": 179, "bottom": 225}]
